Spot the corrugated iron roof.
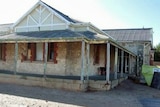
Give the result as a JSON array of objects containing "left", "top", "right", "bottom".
[
  {"left": 0, "top": 23, "right": 13, "bottom": 36},
  {"left": 103, "top": 28, "right": 153, "bottom": 42},
  {"left": 0, "top": 30, "right": 108, "bottom": 41},
  {"left": 79, "top": 31, "right": 108, "bottom": 40}
]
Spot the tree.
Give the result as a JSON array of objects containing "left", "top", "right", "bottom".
[{"left": 154, "top": 43, "right": 160, "bottom": 61}]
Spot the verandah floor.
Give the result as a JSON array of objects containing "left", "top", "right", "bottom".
[
  {"left": 0, "top": 70, "right": 127, "bottom": 81},
  {"left": 0, "top": 70, "right": 128, "bottom": 91}
]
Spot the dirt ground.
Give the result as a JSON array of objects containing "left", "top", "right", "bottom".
[{"left": 0, "top": 79, "right": 159, "bottom": 107}]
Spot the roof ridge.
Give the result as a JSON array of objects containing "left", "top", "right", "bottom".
[
  {"left": 41, "top": 1, "right": 81, "bottom": 23},
  {"left": 103, "top": 28, "right": 152, "bottom": 31}
]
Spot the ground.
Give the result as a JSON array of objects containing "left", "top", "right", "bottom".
[{"left": 0, "top": 79, "right": 159, "bottom": 107}]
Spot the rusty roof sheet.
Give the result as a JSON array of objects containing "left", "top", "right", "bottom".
[{"left": 103, "top": 28, "right": 153, "bottom": 42}]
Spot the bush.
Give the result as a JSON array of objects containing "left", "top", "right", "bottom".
[{"left": 154, "top": 52, "right": 160, "bottom": 61}]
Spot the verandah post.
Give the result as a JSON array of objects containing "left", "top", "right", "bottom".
[
  {"left": 14, "top": 42, "right": 18, "bottom": 75},
  {"left": 44, "top": 42, "right": 48, "bottom": 78},
  {"left": 106, "top": 42, "right": 110, "bottom": 82},
  {"left": 121, "top": 50, "right": 124, "bottom": 77},
  {"left": 86, "top": 43, "right": 90, "bottom": 81},
  {"left": 125, "top": 53, "right": 128, "bottom": 73},
  {"left": 81, "top": 40, "right": 85, "bottom": 82},
  {"left": 129, "top": 55, "right": 132, "bottom": 74},
  {"left": 114, "top": 47, "right": 118, "bottom": 79}
]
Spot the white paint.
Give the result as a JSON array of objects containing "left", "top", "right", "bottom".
[
  {"left": 81, "top": 40, "right": 85, "bottom": 81},
  {"left": 14, "top": 1, "right": 67, "bottom": 32},
  {"left": 106, "top": 42, "right": 110, "bottom": 82},
  {"left": 114, "top": 47, "right": 118, "bottom": 79}
]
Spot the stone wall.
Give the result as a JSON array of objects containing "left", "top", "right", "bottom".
[
  {"left": 65, "top": 42, "right": 81, "bottom": 76},
  {"left": 17, "top": 42, "right": 82, "bottom": 76},
  {"left": 0, "top": 43, "right": 15, "bottom": 72},
  {"left": 89, "top": 44, "right": 115, "bottom": 75},
  {"left": 89, "top": 44, "right": 105, "bottom": 75},
  {"left": 0, "top": 42, "right": 115, "bottom": 77}
]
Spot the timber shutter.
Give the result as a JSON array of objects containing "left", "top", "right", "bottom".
[
  {"left": 47, "top": 42, "right": 58, "bottom": 64},
  {"left": 2, "top": 43, "right": 6, "bottom": 61},
  {"left": 43, "top": 43, "right": 45, "bottom": 61},
  {"left": 53, "top": 43, "right": 58, "bottom": 64},
  {"left": 94, "top": 44, "right": 100, "bottom": 64},
  {"left": 30, "top": 43, "right": 36, "bottom": 62}
]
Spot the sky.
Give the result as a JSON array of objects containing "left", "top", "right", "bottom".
[{"left": 0, "top": 0, "right": 159, "bottom": 46}]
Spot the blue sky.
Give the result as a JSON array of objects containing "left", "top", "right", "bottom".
[
  {"left": 0, "top": 0, "right": 159, "bottom": 46},
  {"left": 100, "top": 0, "right": 160, "bottom": 46}
]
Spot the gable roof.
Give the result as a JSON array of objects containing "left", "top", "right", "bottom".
[
  {"left": 41, "top": 1, "right": 81, "bottom": 23},
  {"left": 13, "top": 0, "right": 81, "bottom": 28},
  {"left": 103, "top": 28, "right": 153, "bottom": 42}
]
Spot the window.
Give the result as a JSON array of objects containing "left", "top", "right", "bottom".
[
  {"left": 48, "top": 43, "right": 54, "bottom": 61},
  {"left": 47, "top": 42, "right": 58, "bottom": 63},
  {"left": 93, "top": 44, "right": 100, "bottom": 64},
  {"left": 25, "top": 43, "right": 36, "bottom": 62},
  {"left": 27, "top": 43, "right": 31, "bottom": 60},
  {"left": 0, "top": 43, "right": 6, "bottom": 61},
  {"left": 36, "top": 43, "right": 43, "bottom": 61},
  {"left": 23, "top": 42, "right": 58, "bottom": 63}
]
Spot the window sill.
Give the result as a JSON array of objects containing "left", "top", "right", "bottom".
[
  {"left": 22, "top": 60, "right": 56, "bottom": 64},
  {"left": 22, "top": 60, "right": 43, "bottom": 64}
]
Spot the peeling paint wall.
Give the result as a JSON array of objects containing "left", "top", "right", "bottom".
[
  {"left": 0, "top": 43, "right": 15, "bottom": 72},
  {"left": 65, "top": 42, "right": 81, "bottom": 76},
  {"left": 0, "top": 42, "right": 115, "bottom": 77},
  {"left": 17, "top": 42, "right": 82, "bottom": 76},
  {"left": 89, "top": 44, "right": 105, "bottom": 75},
  {"left": 89, "top": 44, "right": 115, "bottom": 75}
]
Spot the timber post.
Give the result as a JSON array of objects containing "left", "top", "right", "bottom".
[
  {"left": 114, "top": 47, "right": 118, "bottom": 79},
  {"left": 86, "top": 43, "right": 90, "bottom": 81},
  {"left": 121, "top": 50, "right": 124, "bottom": 77},
  {"left": 44, "top": 42, "right": 48, "bottom": 78},
  {"left": 125, "top": 53, "right": 128, "bottom": 73},
  {"left": 81, "top": 40, "right": 85, "bottom": 82},
  {"left": 14, "top": 42, "right": 18, "bottom": 75},
  {"left": 106, "top": 42, "right": 110, "bottom": 83}
]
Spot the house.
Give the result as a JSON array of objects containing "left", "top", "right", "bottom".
[
  {"left": 0, "top": 1, "right": 136, "bottom": 91},
  {"left": 103, "top": 28, "right": 153, "bottom": 76}
]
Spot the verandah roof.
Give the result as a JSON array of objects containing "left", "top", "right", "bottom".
[{"left": 0, "top": 30, "right": 108, "bottom": 42}]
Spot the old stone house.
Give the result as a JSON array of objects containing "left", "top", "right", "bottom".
[
  {"left": 103, "top": 28, "right": 153, "bottom": 76},
  {"left": 0, "top": 1, "right": 136, "bottom": 91}
]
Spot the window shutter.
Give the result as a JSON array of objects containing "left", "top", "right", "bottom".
[
  {"left": 30, "top": 43, "right": 36, "bottom": 62},
  {"left": 48, "top": 43, "right": 51, "bottom": 61},
  {"left": 21, "top": 53, "right": 25, "bottom": 62},
  {"left": 94, "top": 45, "right": 100, "bottom": 64},
  {"left": 53, "top": 43, "right": 58, "bottom": 64},
  {"left": 2, "top": 43, "right": 6, "bottom": 61}
]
